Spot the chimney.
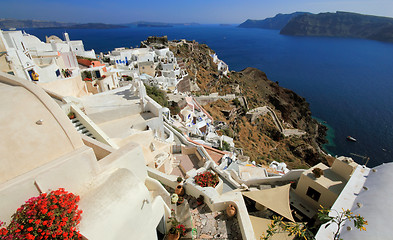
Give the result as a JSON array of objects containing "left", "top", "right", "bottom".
[{"left": 64, "top": 32, "right": 70, "bottom": 42}]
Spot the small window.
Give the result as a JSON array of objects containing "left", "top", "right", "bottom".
[{"left": 306, "top": 187, "right": 321, "bottom": 202}]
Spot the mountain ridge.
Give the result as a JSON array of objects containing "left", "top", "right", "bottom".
[
  {"left": 238, "top": 12, "right": 309, "bottom": 30},
  {"left": 0, "top": 19, "right": 127, "bottom": 29},
  {"left": 281, "top": 11, "right": 393, "bottom": 42}
]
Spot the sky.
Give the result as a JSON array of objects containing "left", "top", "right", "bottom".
[{"left": 1, "top": 0, "right": 393, "bottom": 24}]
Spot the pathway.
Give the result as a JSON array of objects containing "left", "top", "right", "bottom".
[{"left": 247, "top": 106, "right": 306, "bottom": 137}]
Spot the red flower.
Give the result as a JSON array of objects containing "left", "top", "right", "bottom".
[
  {"left": 0, "top": 188, "right": 82, "bottom": 239},
  {"left": 0, "top": 228, "right": 8, "bottom": 235}
]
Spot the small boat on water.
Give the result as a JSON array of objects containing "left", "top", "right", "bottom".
[{"left": 347, "top": 136, "right": 357, "bottom": 142}]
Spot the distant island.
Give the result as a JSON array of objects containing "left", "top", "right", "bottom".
[
  {"left": 45, "top": 23, "right": 127, "bottom": 29},
  {"left": 219, "top": 24, "right": 233, "bottom": 27},
  {"left": 281, "top": 11, "right": 393, "bottom": 42},
  {"left": 239, "top": 12, "right": 309, "bottom": 30},
  {"left": 127, "top": 21, "right": 199, "bottom": 28},
  {"left": 239, "top": 11, "right": 393, "bottom": 43},
  {"left": 0, "top": 19, "right": 127, "bottom": 29},
  {"left": 0, "top": 19, "right": 200, "bottom": 30},
  {"left": 0, "top": 19, "right": 72, "bottom": 29}
]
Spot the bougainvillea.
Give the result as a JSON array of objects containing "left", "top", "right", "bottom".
[
  {"left": 0, "top": 188, "right": 83, "bottom": 240},
  {"left": 194, "top": 171, "right": 219, "bottom": 188}
]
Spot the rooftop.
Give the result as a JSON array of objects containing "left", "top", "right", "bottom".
[{"left": 304, "top": 163, "right": 346, "bottom": 195}]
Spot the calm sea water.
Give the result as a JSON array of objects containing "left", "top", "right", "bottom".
[{"left": 27, "top": 25, "right": 393, "bottom": 167}]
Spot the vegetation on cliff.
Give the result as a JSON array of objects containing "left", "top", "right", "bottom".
[{"left": 170, "top": 41, "right": 333, "bottom": 169}]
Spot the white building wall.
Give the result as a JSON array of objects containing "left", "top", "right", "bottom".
[{"left": 0, "top": 30, "right": 82, "bottom": 82}]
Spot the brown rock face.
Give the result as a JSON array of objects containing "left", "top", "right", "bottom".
[{"left": 171, "top": 40, "right": 330, "bottom": 168}]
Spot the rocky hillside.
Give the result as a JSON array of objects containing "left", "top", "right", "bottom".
[
  {"left": 239, "top": 12, "right": 309, "bottom": 30},
  {"left": 281, "top": 11, "right": 393, "bottom": 43},
  {"left": 170, "top": 40, "right": 333, "bottom": 168}
]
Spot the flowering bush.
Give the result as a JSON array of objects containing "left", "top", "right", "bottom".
[
  {"left": 0, "top": 188, "right": 83, "bottom": 240},
  {"left": 171, "top": 194, "right": 179, "bottom": 204},
  {"left": 167, "top": 209, "right": 186, "bottom": 237},
  {"left": 194, "top": 171, "right": 219, "bottom": 188}
]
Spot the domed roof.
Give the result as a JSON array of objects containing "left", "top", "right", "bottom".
[
  {"left": 23, "top": 34, "right": 42, "bottom": 44},
  {"left": 46, "top": 35, "right": 63, "bottom": 43}
]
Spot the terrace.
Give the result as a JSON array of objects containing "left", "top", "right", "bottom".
[{"left": 161, "top": 181, "right": 242, "bottom": 240}]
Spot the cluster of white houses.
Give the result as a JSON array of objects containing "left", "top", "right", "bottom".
[{"left": 0, "top": 29, "right": 390, "bottom": 240}]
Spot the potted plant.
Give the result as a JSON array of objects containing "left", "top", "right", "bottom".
[
  {"left": 167, "top": 209, "right": 186, "bottom": 240},
  {"left": 175, "top": 184, "right": 185, "bottom": 196},
  {"left": 171, "top": 194, "right": 179, "bottom": 204},
  {"left": 176, "top": 176, "right": 183, "bottom": 184},
  {"left": 312, "top": 168, "right": 324, "bottom": 178},
  {"left": 194, "top": 171, "right": 219, "bottom": 188},
  {"left": 226, "top": 204, "right": 237, "bottom": 218},
  {"left": 177, "top": 196, "right": 184, "bottom": 205},
  {"left": 196, "top": 195, "right": 204, "bottom": 206},
  {"left": 68, "top": 112, "right": 75, "bottom": 119}
]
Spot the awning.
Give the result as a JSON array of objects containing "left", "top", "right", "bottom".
[
  {"left": 243, "top": 184, "right": 295, "bottom": 222},
  {"left": 249, "top": 216, "right": 294, "bottom": 240}
]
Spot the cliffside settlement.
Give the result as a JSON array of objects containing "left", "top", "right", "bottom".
[{"left": 0, "top": 30, "right": 387, "bottom": 240}]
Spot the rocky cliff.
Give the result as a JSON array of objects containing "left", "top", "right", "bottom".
[
  {"left": 239, "top": 12, "right": 309, "bottom": 30},
  {"left": 281, "top": 11, "right": 393, "bottom": 42},
  {"left": 170, "top": 40, "right": 333, "bottom": 168}
]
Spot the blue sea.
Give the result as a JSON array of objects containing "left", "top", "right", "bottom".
[{"left": 27, "top": 25, "right": 393, "bottom": 167}]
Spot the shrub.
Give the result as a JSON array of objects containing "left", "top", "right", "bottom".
[
  {"left": 176, "top": 177, "right": 183, "bottom": 183},
  {"left": 194, "top": 171, "right": 219, "bottom": 188},
  {"left": 312, "top": 168, "right": 324, "bottom": 178},
  {"left": 232, "top": 98, "right": 241, "bottom": 107},
  {"left": 145, "top": 84, "right": 168, "bottom": 107},
  {"left": 220, "top": 141, "right": 231, "bottom": 151},
  {"left": 0, "top": 188, "right": 82, "bottom": 240}
]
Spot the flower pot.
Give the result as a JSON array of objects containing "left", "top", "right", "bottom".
[
  {"left": 175, "top": 185, "right": 185, "bottom": 196},
  {"left": 226, "top": 204, "right": 236, "bottom": 218},
  {"left": 196, "top": 195, "right": 204, "bottom": 206},
  {"left": 177, "top": 198, "right": 184, "bottom": 206},
  {"left": 167, "top": 232, "right": 180, "bottom": 240}
]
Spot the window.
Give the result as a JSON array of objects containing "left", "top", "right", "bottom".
[{"left": 306, "top": 187, "right": 321, "bottom": 202}]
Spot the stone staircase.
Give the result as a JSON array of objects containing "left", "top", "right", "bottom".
[{"left": 70, "top": 117, "right": 96, "bottom": 139}]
